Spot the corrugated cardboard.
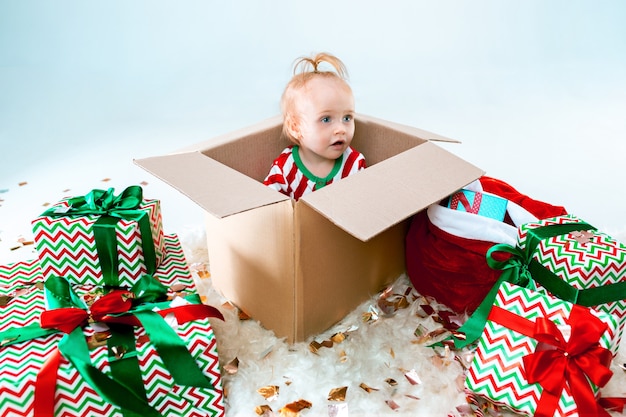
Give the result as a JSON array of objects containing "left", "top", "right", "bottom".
[{"left": 134, "top": 113, "right": 484, "bottom": 342}]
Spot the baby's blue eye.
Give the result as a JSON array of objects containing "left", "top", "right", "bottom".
[
  {"left": 343, "top": 115, "right": 353, "bottom": 122},
  {"left": 321, "top": 116, "right": 331, "bottom": 123}
]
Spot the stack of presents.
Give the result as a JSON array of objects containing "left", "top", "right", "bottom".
[
  {"left": 408, "top": 180, "right": 626, "bottom": 416},
  {"left": 2, "top": 114, "right": 626, "bottom": 416},
  {"left": 0, "top": 186, "right": 225, "bottom": 416}
]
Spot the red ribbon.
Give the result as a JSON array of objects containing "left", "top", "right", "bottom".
[
  {"left": 450, "top": 190, "right": 482, "bottom": 214},
  {"left": 488, "top": 304, "right": 614, "bottom": 417},
  {"left": 40, "top": 290, "right": 134, "bottom": 333}
]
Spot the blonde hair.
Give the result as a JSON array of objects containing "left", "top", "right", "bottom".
[{"left": 281, "top": 52, "right": 352, "bottom": 143}]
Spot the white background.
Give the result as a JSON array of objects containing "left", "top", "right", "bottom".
[{"left": 2, "top": 0, "right": 625, "bottom": 260}]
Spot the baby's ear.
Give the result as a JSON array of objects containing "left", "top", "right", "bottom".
[{"left": 285, "top": 116, "right": 301, "bottom": 143}]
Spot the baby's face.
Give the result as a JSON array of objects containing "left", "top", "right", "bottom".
[{"left": 294, "top": 77, "right": 355, "bottom": 162}]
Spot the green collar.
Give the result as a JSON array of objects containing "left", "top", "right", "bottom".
[{"left": 292, "top": 145, "right": 343, "bottom": 190}]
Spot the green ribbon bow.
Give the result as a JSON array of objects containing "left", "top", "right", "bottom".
[
  {"left": 442, "top": 220, "right": 626, "bottom": 350},
  {"left": 42, "top": 186, "right": 157, "bottom": 286}
]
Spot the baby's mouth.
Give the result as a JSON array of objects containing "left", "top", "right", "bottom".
[{"left": 331, "top": 140, "right": 345, "bottom": 147}]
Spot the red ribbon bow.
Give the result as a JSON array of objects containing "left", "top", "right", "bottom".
[
  {"left": 522, "top": 304, "right": 614, "bottom": 417},
  {"left": 40, "top": 290, "right": 134, "bottom": 334}
]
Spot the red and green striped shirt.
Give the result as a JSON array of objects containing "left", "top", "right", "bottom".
[{"left": 263, "top": 145, "right": 366, "bottom": 201}]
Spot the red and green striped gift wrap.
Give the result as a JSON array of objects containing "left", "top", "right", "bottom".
[
  {"left": 465, "top": 281, "right": 619, "bottom": 417},
  {"left": 0, "top": 235, "right": 225, "bottom": 417},
  {"left": 517, "top": 214, "right": 626, "bottom": 351}
]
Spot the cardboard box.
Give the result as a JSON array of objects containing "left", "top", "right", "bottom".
[{"left": 134, "top": 114, "right": 484, "bottom": 342}]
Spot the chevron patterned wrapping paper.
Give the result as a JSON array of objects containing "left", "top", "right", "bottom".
[
  {"left": 0, "top": 235, "right": 225, "bottom": 417},
  {"left": 31, "top": 197, "right": 166, "bottom": 287},
  {"left": 465, "top": 281, "right": 619, "bottom": 417},
  {"left": 517, "top": 214, "right": 626, "bottom": 350}
]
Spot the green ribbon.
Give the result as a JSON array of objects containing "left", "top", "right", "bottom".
[
  {"left": 42, "top": 186, "right": 157, "bottom": 286},
  {"left": 44, "top": 275, "right": 217, "bottom": 384},
  {"left": 44, "top": 274, "right": 150, "bottom": 416},
  {"left": 441, "top": 220, "right": 626, "bottom": 350}
]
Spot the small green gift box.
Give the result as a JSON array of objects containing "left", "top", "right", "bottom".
[{"left": 32, "top": 186, "right": 166, "bottom": 287}]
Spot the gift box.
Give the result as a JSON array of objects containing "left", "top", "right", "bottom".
[
  {"left": 0, "top": 235, "right": 225, "bottom": 417},
  {"left": 465, "top": 281, "right": 619, "bottom": 417},
  {"left": 516, "top": 214, "right": 626, "bottom": 349},
  {"left": 32, "top": 186, "right": 166, "bottom": 287},
  {"left": 446, "top": 188, "right": 508, "bottom": 221}
]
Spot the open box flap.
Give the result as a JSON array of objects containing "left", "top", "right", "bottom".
[
  {"left": 134, "top": 151, "right": 288, "bottom": 218},
  {"left": 300, "top": 141, "right": 485, "bottom": 242},
  {"left": 354, "top": 113, "right": 461, "bottom": 144}
]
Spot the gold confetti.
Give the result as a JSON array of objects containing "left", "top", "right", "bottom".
[
  {"left": 416, "top": 327, "right": 450, "bottom": 344},
  {"left": 101, "top": 178, "right": 111, "bottom": 182},
  {"left": 18, "top": 181, "right": 28, "bottom": 187},
  {"left": 223, "top": 357, "right": 239, "bottom": 375},
  {"left": 140, "top": 181, "right": 149, "bottom": 186},
  {"left": 431, "top": 355, "right": 445, "bottom": 369},
  {"left": 87, "top": 333, "right": 109, "bottom": 349},
  {"left": 414, "top": 324, "right": 428, "bottom": 338},
  {"left": 190, "top": 262, "right": 211, "bottom": 279},
  {"left": 0, "top": 295, "right": 12, "bottom": 307},
  {"left": 309, "top": 341, "right": 323, "bottom": 353},
  {"left": 359, "top": 382, "right": 379, "bottom": 393},
  {"left": 330, "top": 332, "right": 346, "bottom": 344},
  {"left": 255, "top": 404, "right": 274, "bottom": 416},
  {"left": 327, "top": 386, "right": 347, "bottom": 402},
  {"left": 385, "top": 378, "right": 398, "bottom": 386},
  {"left": 404, "top": 369, "right": 422, "bottom": 385},
  {"left": 221, "top": 302, "right": 236, "bottom": 311},
  {"left": 257, "top": 385, "right": 280, "bottom": 401},
  {"left": 389, "top": 347, "right": 395, "bottom": 358},
  {"left": 338, "top": 350, "right": 348, "bottom": 363},
  {"left": 278, "top": 399, "right": 312, "bottom": 416},
  {"left": 385, "top": 400, "right": 400, "bottom": 411},
  {"left": 309, "top": 336, "right": 337, "bottom": 353}
]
